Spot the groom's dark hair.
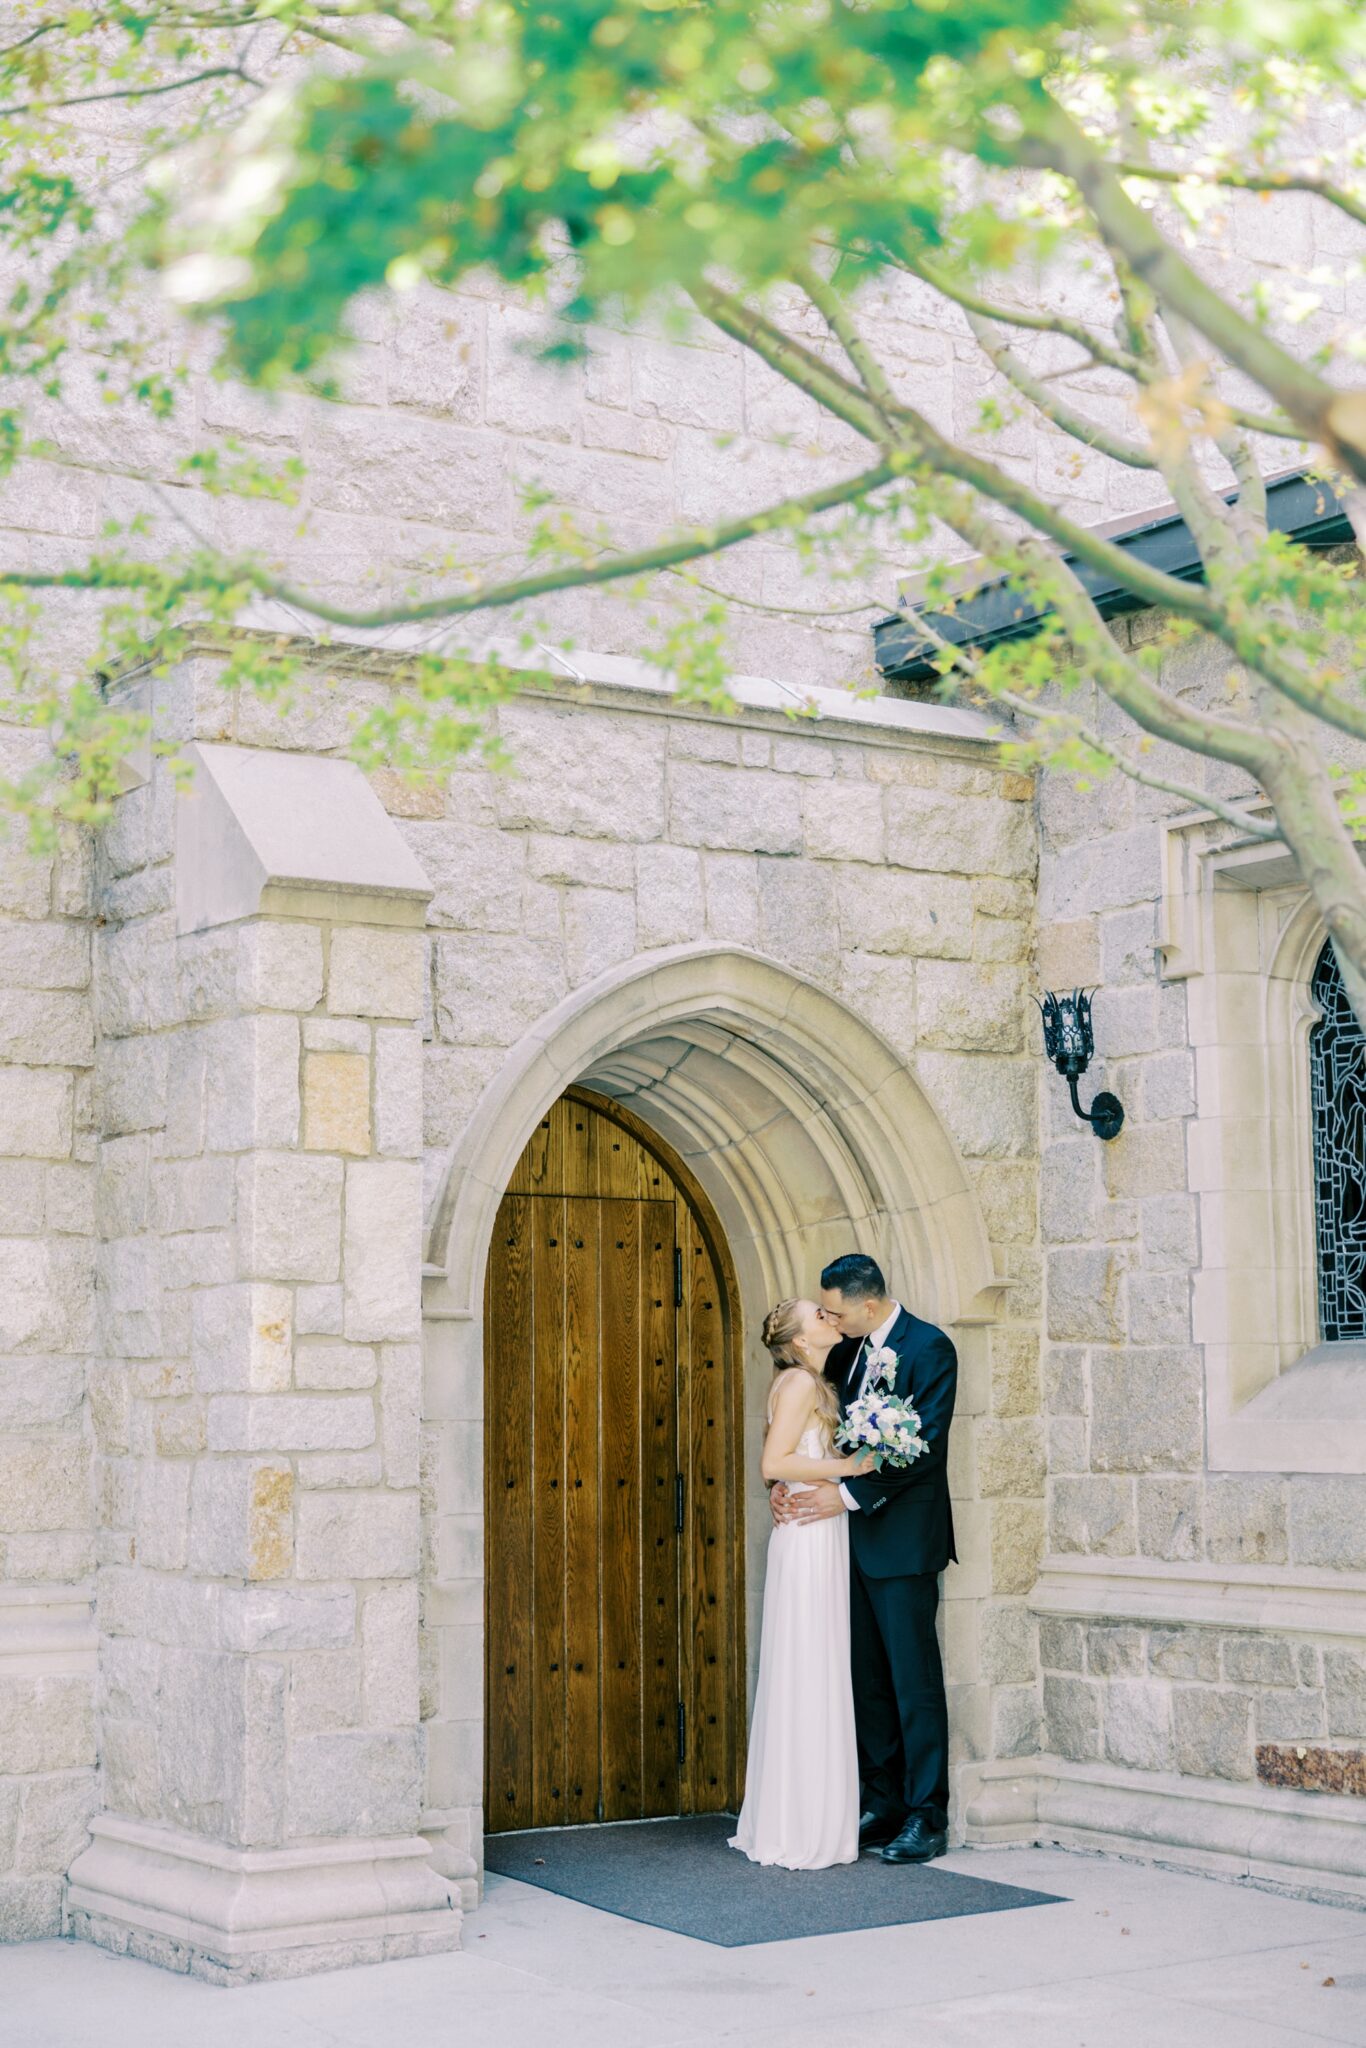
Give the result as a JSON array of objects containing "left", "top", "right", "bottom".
[{"left": 820, "top": 1252, "right": 886, "bottom": 1301}]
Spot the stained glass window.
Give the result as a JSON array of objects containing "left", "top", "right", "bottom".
[{"left": 1310, "top": 937, "right": 1366, "bottom": 1341}]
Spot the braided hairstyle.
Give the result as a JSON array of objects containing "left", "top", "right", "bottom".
[{"left": 761, "top": 1298, "right": 841, "bottom": 1443}]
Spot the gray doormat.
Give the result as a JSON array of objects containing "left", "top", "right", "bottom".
[{"left": 483, "top": 1814, "right": 1063, "bottom": 1946}]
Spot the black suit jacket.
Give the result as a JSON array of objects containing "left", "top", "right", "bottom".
[{"left": 828, "top": 1308, "right": 957, "bottom": 1579}]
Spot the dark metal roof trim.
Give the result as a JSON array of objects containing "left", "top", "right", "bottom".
[{"left": 874, "top": 468, "right": 1354, "bottom": 684}]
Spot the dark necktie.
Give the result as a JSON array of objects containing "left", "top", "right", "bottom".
[{"left": 848, "top": 1335, "right": 871, "bottom": 1395}]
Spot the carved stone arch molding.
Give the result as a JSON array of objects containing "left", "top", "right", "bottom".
[
  {"left": 417, "top": 943, "right": 1005, "bottom": 1885},
  {"left": 1159, "top": 811, "right": 1366, "bottom": 1470},
  {"left": 423, "top": 942, "right": 1003, "bottom": 1330}
]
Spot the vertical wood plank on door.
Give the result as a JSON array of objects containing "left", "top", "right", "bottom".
[
  {"left": 599, "top": 1198, "right": 644, "bottom": 1819},
  {"left": 511, "top": 1097, "right": 570, "bottom": 1195},
  {"left": 563, "top": 1188, "right": 600, "bottom": 1824},
  {"left": 593, "top": 1114, "right": 647, "bottom": 1201},
  {"left": 641, "top": 1198, "right": 681, "bottom": 1816},
  {"left": 484, "top": 1192, "right": 534, "bottom": 1831},
  {"left": 681, "top": 1209, "right": 737, "bottom": 1813},
  {"left": 530, "top": 1197, "right": 567, "bottom": 1827}
]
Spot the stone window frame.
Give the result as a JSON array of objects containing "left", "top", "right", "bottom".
[
  {"left": 1307, "top": 936, "right": 1366, "bottom": 1341},
  {"left": 1159, "top": 806, "right": 1366, "bottom": 1472}
]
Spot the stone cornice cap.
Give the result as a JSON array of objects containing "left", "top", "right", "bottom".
[{"left": 175, "top": 741, "right": 435, "bottom": 933}]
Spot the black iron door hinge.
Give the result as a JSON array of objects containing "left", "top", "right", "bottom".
[
  {"left": 674, "top": 1245, "right": 683, "bottom": 1307},
  {"left": 677, "top": 1702, "right": 686, "bottom": 1768}
]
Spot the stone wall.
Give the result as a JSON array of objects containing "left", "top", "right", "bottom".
[
  {"left": 0, "top": 653, "right": 1045, "bottom": 1962},
  {"left": 391, "top": 667, "right": 1043, "bottom": 1871},
  {"left": 1032, "top": 607, "right": 1366, "bottom": 1865},
  {"left": 109, "top": 652, "right": 1044, "bottom": 1889},
  {"left": 57, "top": 712, "right": 457, "bottom": 1977},
  {"left": 18, "top": 594, "right": 1366, "bottom": 1948},
  {"left": 2, "top": 100, "right": 1364, "bottom": 1957},
  {"left": 19, "top": 226, "right": 1309, "bottom": 711},
  {"left": 6, "top": 232, "right": 1072, "bottom": 1952},
  {"left": 0, "top": 762, "right": 98, "bottom": 1940},
  {"left": 1041, "top": 1616, "right": 1358, "bottom": 1779}
]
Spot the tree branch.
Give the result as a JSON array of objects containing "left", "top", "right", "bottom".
[
  {"left": 790, "top": 260, "right": 902, "bottom": 425},
  {"left": 666, "top": 568, "right": 879, "bottom": 619},
  {"left": 1161, "top": 309, "right": 1268, "bottom": 543},
  {"left": 702, "top": 280, "right": 1238, "bottom": 634},
  {"left": 896, "top": 476, "right": 1278, "bottom": 776},
  {"left": 1225, "top": 632, "right": 1366, "bottom": 746},
  {"left": 0, "top": 64, "right": 251, "bottom": 118},
  {"left": 926, "top": 397, "right": 1366, "bottom": 752},
  {"left": 292, "top": 18, "right": 383, "bottom": 61},
  {"left": 998, "top": 691, "right": 1279, "bottom": 838},
  {"left": 1109, "top": 160, "right": 1366, "bottom": 233},
  {"left": 0, "top": 21, "right": 62, "bottom": 58},
  {"left": 883, "top": 245, "right": 1141, "bottom": 377},
  {"left": 902, "top": 411, "right": 1227, "bottom": 629},
  {"left": 1222, "top": 405, "right": 1315, "bottom": 443},
  {"left": 1013, "top": 99, "right": 1365, "bottom": 476},
  {"left": 889, "top": 599, "right": 1278, "bottom": 834},
  {"left": 689, "top": 280, "right": 889, "bottom": 444},
  {"left": 964, "top": 310, "right": 1157, "bottom": 468},
  {"left": 1107, "top": 250, "right": 1255, "bottom": 584},
  {"left": 728, "top": 278, "right": 1366, "bottom": 747},
  {"left": 886, "top": 240, "right": 1306, "bottom": 442},
  {"left": 0, "top": 460, "right": 899, "bottom": 629},
  {"left": 1093, "top": 149, "right": 1348, "bottom": 763}
]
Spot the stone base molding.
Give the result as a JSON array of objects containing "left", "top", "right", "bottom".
[
  {"left": 964, "top": 1756, "right": 1366, "bottom": 1906},
  {"left": 66, "top": 1815, "right": 460, "bottom": 1984},
  {"left": 1030, "top": 1555, "right": 1366, "bottom": 1641},
  {"left": 419, "top": 1814, "right": 481, "bottom": 1912}
]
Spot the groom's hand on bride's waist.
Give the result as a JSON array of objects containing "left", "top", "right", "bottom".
[{"left": 771, "top": 1480, "right": 846, "bottom": 1525}]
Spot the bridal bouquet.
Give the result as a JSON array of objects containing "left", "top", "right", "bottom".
[{"left": 836, "top": 1347, "right": 928, "bottom": 1471}]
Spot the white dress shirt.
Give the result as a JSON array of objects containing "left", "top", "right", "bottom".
[{"left": 839, "top": 1301, "right": 903, "bottom": 1513}]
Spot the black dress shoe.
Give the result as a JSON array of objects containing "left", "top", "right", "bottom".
[
  {"left": 857, "top": 1809, "right": 904, "bottom": 1851},
  {"left": 880, "top": 1815, "right": 948, "bottom": 1863}
]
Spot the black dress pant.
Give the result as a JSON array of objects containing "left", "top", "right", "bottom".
[{"left": 849, "top": 1555, "right": 949, "bottom": 1831}]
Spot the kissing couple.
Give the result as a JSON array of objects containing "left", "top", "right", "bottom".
[{"left": 729, "top": 1253, "right": 958, "bottom": 1872}]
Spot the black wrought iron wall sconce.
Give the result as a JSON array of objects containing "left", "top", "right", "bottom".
[{"left": 1036, "top": 988, "right": 1125, "bottom": 1141}]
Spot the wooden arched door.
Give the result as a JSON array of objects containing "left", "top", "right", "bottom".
[{"left": 484, "top": 1087, "right": 743, "bottom": 1833}]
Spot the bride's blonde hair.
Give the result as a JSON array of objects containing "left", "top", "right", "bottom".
[{"left": 761, "top": 1298, "right": 841, "bottom": 1441}]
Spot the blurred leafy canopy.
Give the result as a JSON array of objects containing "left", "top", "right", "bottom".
[{"left": 5, "top": 1, "right": 1366, "bottom": 1006}]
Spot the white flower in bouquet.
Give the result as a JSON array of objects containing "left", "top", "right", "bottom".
[{"left": 836, "top": 1365, "right": 927, "bottom": 1472}]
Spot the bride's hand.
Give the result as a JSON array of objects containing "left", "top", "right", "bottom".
[{"left": 843, "top": 1449, "right": 876, "bottom": 1476}]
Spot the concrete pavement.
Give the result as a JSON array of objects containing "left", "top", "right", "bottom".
[{"left": 5, "top": 1844, "right": 1366, "bottom": 2047}]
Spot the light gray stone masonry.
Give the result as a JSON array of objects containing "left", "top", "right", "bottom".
[
  {"left": 402, "top": 668, "right": 1043, "bottom": 1883},
  {"left": 9, "top": 595, "right": 1366, "bottom": 1960},
  {"left": 1035, "top": 608, "right": 1366, "bottom": 1817},
  {"left": 0, "top": 780, "right": 96, "bottom": 1940},
  {"left": 1036, "top": 1612, "right": 1356, "bottom": 1770},
  {"left": 4, "top": 171, "right": 1365, "bottom": 1952},
  {"left": 24, "top": 658, "right": 1044, "bottom": 1966},
  {"left": 51, "top": 717, "right": 458, "bottom": 1977}
]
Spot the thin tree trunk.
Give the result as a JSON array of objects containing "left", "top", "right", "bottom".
[{"left": 1262, "top": 734, "right": 1366, "bottom": 1030}]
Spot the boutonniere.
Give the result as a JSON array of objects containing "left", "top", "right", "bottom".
[{"left": 866, "top": 1345, "right": 898, "bottom": 1387}]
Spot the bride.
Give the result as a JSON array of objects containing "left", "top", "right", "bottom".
[{"left": 729, "top": 1299, "right": 873, "bottom": 1871}]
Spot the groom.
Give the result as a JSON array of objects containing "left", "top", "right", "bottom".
[{"left": 772, "top": 1252, "right": 957, "bottom": 1864}]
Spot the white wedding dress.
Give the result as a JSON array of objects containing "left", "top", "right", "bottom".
[{"left": 729, "top": 1423, "right": 860, "bottom": 1870}]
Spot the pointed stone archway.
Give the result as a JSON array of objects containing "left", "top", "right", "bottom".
[{"left": 420, "top": 943, "right": 1004, "bottom": 1891}]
